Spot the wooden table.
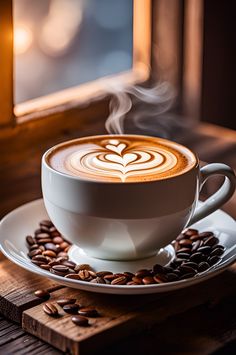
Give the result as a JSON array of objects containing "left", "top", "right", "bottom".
[{"left": 0, "top": 123, "right": 236, "bottom": 355}]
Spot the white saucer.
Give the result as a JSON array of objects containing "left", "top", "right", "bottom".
[{"left": 0, "top": 199, "right": 236, "bottom": 295}]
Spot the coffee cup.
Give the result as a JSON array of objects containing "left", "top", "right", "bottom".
[{"left": 41, "top": 134, "right": 236, "bottom": 260}]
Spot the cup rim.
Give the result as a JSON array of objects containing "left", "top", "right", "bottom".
[{"left": 42, "top": 134, "right": 199, "bottom": 185}]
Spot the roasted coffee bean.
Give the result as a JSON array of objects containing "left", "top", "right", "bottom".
[
  {"left": 26, "top": 236, "right": 35, "bottom": 246},
  {"left": 111, "top": 276, "right": 127, "bottom": 285},
  {"left": 175, "top": 253, "right": 190, "bottom": 260},
  {"left": 176, "top": 233, "right": 186, "bottom": 241},
  {"left": 61, "top": 260, "right": 76, "bottom": 269},
  {"left": 131, "top": 276, "right": 143, "bottom": 284},
  {"left": 40, "top": 225, "right": 51, "bottom": 233},
  {"left": 91, "top": 277, "right": 106, "bottom": 284},
  {"left": 191, "top": 240, "right": 202, "bottom": 252},
  {"left": 44, "top": 243, "right": 58, "bottom": 253},
  {"left": 208, "top": 255, "right": 221, "bottom": 266},
  {"left": 96, "top": 271, "right": 113, "bottom": 278},
  {"left": 183, "top": 228, "right": 198, "bottom": 236},
  {"left": 212, "top": 244, "right": 224, "bottom": 250},
  {"left": 154, "top": 275, "right": 166, "bottom": 283},
  {"left": 179, "top": 239, "right": 192, "bottom": 248},
  {"left": 162, "top": 266, "right": 174, "bottom": 273},
  {"left": 166, "top": 273, "right": 179, "bottom": 281},
  {"left": 31, "top": 259, "right": 45, "bottom": 266},
  {"left": 34, "top": 228, "right": 43, "bottom": 235},
  {"left": 57, "top": 298, "right": 76, "bottom": 307},
  {"left": 171, "top": 258, "right": 187, "bottom": 266},
  {"left": 43, "top": 303, "right": 58, "bottom": 316},
  {"left": 152, "top": 264, "right": 164, "bottom": 274},
  {"left": 52, "top": 236, "right": 64, "bottom": 244},
  {"left": 203, "top": 236, "right": 219, "bottom": 247},
  {"left": 74, "top": 264, "right": 93, "bottom": 272},
  {"left": 123, "top": 272, "right": 135, "bottom": 280},
  {"left": 71, "top": 315, "right": 89, "bottom": 326},
  {"left": 32, "top": 255, "right": 48, "bottom": 263},
  {"left": 114, "top": 273, "right": 126, "bottom": 278},
  {"left": 197, "top": 246, "right": 212, "bottom": 255},
  {"left": 78, "top": 270, "right": 91, "bottom": 280},
  {"left": 34, "top": 289, "right": 50, "bottom": 299},
  {"left": 65, "top": 274, "right": 81, "bottom": 279},
  {"left": 63, "top": 303, "right": 80, "bottom": 314},
  {"left": 142, "top": 276, "right": 155, "bottom": 284},
  {"left": 198, "top": 262, "right": 210, "bottom": 272},
  {"left": 179, "top": 273, "right": 196, "bottom": 280},
  {"left": 36, "top": 233, "right": 51, "bottom": 240},
  {"left": 176, "top": 248, "right": 191, "bottom": 254},
  {"left": 37, "top": 238, "right": 53, "bottom": 245},
  {"left": 210, "top": 247, "right": 224, "bottom": 256},
  {"left": 60, "top": 242, "right": 70, "bottom": 250},
  {"left": 182, "top": 262, "right": 198, "bottom": 270},
  {"left": 127, "top": 281, "right": 140, "bottom": 285},
  {"left": 88, "top": 270, "right": 97, "bottom": 278},
  {"left": 64, "top": 246, "right": 70, "bottom": 253},
  {"left": 103, "top": 274, "right": 115, "bottom": 282},
  {"left": 40, "top": 264, "right": 51, "bottom": 270},
  {"left": 28, "top": 249, "right": 42, "bottom": 258},
  {"left": 40, "top": 220, "right": 53, "bottom": 228},
  {"left": 198, "top": 231, "right": 214, "bottom": 239},
  {"left": 78, "top": 308, "right": 99, "bottom": 317},
  {"left": 57, "top": 252, "right": 69, "bottom": 258},
  {"left": 190, "top": 252, "right": 204, "bottom": 263},
  {"left": 178, "top": 265, "right": 197, "bottom": 275},
  {"left": 135, "top": 269, "right": 151, "bottom": 278},
  {"left": 189, "top": 234, "right": 202, "bottom": 242},
  {"left": 52, "top": 265, "right": 69, "bottom": 273},
  {"left": 39, "top": 245, "right": 45, "bottom": 251},
  {"left": 56, "top": 257, "right": 69, "bottom": 263},
  {"left": 42, "top": 250, "right": 57, "bottom": 258},
  {"left": 48, "top": 260, "right": 60, "bottom": 267},
  {"left": 29, "top": 244, "right": 40, "bottom": 250}
]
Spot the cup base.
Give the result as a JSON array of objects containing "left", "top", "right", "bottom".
[{"left": 68, "top": 243, "right": 175, "bottom": 274}]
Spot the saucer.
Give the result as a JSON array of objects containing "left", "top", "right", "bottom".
[{"left": 0, "top": 199, "right": 236, "bottom": 295}]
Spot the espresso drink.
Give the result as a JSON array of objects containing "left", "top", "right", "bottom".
[{"left": 47, "top": 135, "right": 197, "bottom": 182}]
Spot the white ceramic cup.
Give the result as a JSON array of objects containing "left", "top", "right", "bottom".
[{"left": 41, "top": 135, "right": 236, "bottom": 260}]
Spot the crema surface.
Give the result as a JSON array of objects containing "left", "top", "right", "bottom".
[{"left": 47, "top": 135, "right": 197, "bottom": 182}]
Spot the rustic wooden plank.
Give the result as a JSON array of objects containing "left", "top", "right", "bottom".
[
  {"left": 0, "top": 317, "right": 62, "bottom": 355},
  {"left": 0, "top": 257, "right": 62, "bottom": 323},
  {"left": 22, "top": 265, "right": 236, "bottom": 355}
]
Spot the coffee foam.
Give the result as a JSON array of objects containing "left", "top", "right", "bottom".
[{"left": 47, "top": 135, "right": 197, "bottom": 182}]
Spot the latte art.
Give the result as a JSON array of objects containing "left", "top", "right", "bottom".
[{"left": 48, "top": 135, "right": 197, "bottom": 182}]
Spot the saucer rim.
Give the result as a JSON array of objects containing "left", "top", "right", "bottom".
[{"left": 0, "top": 198, "right": 235, "bottom": 295}]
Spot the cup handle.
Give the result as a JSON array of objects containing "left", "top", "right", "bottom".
[{"left": 187, "top": 163, "right": 236, "bottom": 226}]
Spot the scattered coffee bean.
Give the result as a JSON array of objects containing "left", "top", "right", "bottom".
[
  {"left": 78, "top": 269, "right": 91, "bottom": 280},
  {"left": 71, "top": 315, "right": 89, "bottom": 326},
  {"left": 43, "top": 303, "right": 58, "bottom": 316},
  {"left": 179, "top": 273, "right": 196, "bottom": 280},
  {"left": 166, "top": 273, "right": 179, "bottom": 281},
  {"left": 208, "top": 255, "right": 221, "bottom": 266},
  {"left": 52, "top": 265, "right": 69, "bottom": 273},
  {"left": 176, "top": 233, "right": 186, "bottom": 241},
  {"left": 179, "top": 239, "right": 192, "bottom": 247},
  {"left": 42, "top": 250, "right": 57, "bottom": 258},
  {"left": 183, "top": 228, "right": 198, "bottom": 236},
  {"left": 135, "top": 269, "right": 151, "bottom": 278},
  {"left": 44, "top": 243, "right": 58, "bottom": 253},
  {"left": 61, "top": 260, "right": 76, "bottom": 269},
  {"left": 197, "top": 246, "right": 212, "bottom": 255},
  {"left": 40, "top": 264, "right": 51, "bottom": 270},
  {"left": 152, "top": 264, "right": 164, "bottom": 274},
  {"left": 34, "top": 289, "right": 50, "bottom": 299},
  {"left": 176, "top": 252, "right": 190, "bottom": 260},
  {"left": 111, "top": 276, "right": 127, "bottom": 285},
  {"left": 178, "top": 265, "right": 197, "bottom": 275},
  {"left": 210, "top": 247, "right": 224, "bottom": 256},
  {"left": 132, "top": 276, "right": 143, "bottom": 284},
  {"left": 65, "top": 274, "right": 81, "bottom": 279},
  {"left": 191, "top": 240, "right": 201, "bottom": 252},
  {"left": 203, "top": 236, "right": 219, "bottom": 247},
  {"left": 56, "top": 298, "right": 76, "bottom": 307},
  {"left": 28, "top": 249, "right": 42, "bottom": 258},
  {"left": 63, "top": 303, "right": 80, "bottom": 314},
  {"left": 142, "top": 276, "right": 155, "bottom": 284},
  {"left": 96, "top": 271, "right": 113, "bottom": 278},
  {"left": 52, "top": 236, "right": 64, "bottom": 244},
  {"left": 26, "top": 235, "right": 35, "bottom": 246},
  {"left": 32, "top": 255, "right": 48, "bottom": 263},
  {"left": 36, "top": 233, "right": 51, "bottom": 240},
  {"left": 198, "top": 262, "right": 210, "bottom": 272},
  {"left": 182, "top": 262, "right": 198, "bottom": 270},
  {"left": 74, "top": 264, "right": 93, "bottom": 272},
  {"left": 78, "top": 308, "right": 99, "bottom": 317},
  {"left": 176, "top": 248, "right": 191, "bottom": 254},
  {"left": 198, "top": 231, "right": 214, "bottom": 239},
  {"left": 190, "top": 252, "right": 204, "bottom": 263}
]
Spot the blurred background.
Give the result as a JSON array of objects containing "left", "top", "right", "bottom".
[{"left": 14, "top": 0, "right": 133, "bottom": 104}]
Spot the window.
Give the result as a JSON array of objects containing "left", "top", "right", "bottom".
[{"left": 14, "top": 0, "right": 133, "bottom": 104}]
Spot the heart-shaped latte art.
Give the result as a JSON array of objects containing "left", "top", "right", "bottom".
[{"left": 66, "top": 139, "right": 178, "bottom": 182}]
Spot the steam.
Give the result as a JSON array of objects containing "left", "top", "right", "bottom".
[{"left": 105, "top": 82, "right": 176, "bottom": 136}]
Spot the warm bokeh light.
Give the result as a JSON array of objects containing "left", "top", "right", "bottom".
[{"left": 14, "top": 25, "right": 33, "bottom": 55}]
